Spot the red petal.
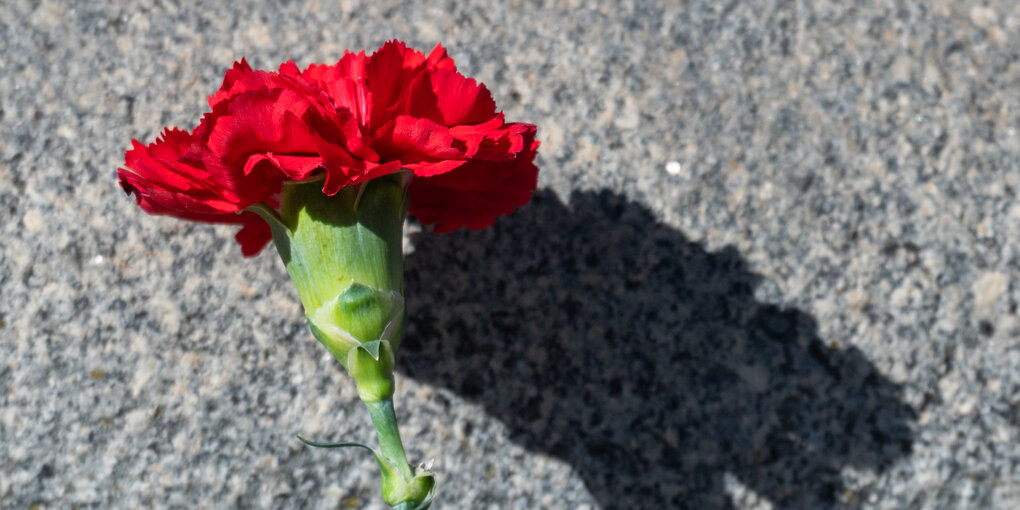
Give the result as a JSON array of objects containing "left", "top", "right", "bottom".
[
  {"left": 120, "top": 128, "right": 246, "bottom": 214},
  {"left": 208, "top": 59, "right": 259, "bottom": 108},
  {"left": 405, "top": 70, "right": 497, "bottom": 126},
  {"left": 450, "top": 118, "right": 532, "bottom": 161},
  {"left": 124, "top": 131, "right": 200, "bottom": 190},
  {"left": 376, "top": 116, "right": 464, "bottom": 158},
  {"left": 408, "top": 131, "right": 539, "bottom": 232},
  {"left": 425, "top": 43, "right": 456, "bottom": 72},
  {"left": 205, "top": 90, "right": 323, "bottom": 172},
  {"left": 243, "top": 153, "right": 324, "bottom": 180},
  {"left": 118, "top": 169, "right": 239, "bottom": 216},
  {"left": 235, "top": 212, "right": 272, "bottom": 257},
  {"left": 401, "top": 159, "right": 467, "bottom": 177},
  {"left": 277, "top": 60, "right": 300, "bottom": 77},
  {"left": 321, "top": 158, "right": 402, "bottom": 195},
  {"left": 317, "top": 64, "right": 373, "bottom": 129},
  {"left": 364, "top": 41, "right": 437, "bottom": 130}
]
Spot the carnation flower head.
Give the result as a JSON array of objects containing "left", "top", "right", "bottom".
[
  {"left": 118, "top": 42, "right": 539, "bottom": 509},
  {"left": 119, "top": 40, "right": 539, "bottom": 255}
]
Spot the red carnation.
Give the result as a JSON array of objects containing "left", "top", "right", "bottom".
[
  {"left": 119, "top": 42, "right": 539, "bottom": 508},
  {"left": 119, "top": 40, "right": 539, "bottom": 255}
]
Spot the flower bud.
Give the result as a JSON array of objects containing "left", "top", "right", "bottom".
[{"left": 381, "top": 470, "right": 435, "bottom": 508}]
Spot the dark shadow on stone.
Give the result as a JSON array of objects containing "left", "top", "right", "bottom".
[{"left": 401, "top": 190, "right": 915, "bottom": 510}]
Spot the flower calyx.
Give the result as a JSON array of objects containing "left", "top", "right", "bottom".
[{"left": 307, "top": 282, "right": 404, "bottom": 401}]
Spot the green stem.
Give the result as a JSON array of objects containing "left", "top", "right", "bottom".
[{"left": 365, "top": 398, "right": 414, "bottom": 482}]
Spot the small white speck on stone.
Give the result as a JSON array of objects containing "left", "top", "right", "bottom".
[
  {"left": 90, "top": 255, "right": 104, "bottom": 265},
  {"left": 957, "top": 396, "right": 978, "bottom": 416},
  {"left": 969, "top": 6, "right": 996, "bottom": 28},
  {"left": 917, "top": 410, "right": 932, "bottom": 426},
  {"left": 124, "top": 408, "right": 151, "bottom": 434},
  {"left": 56, "top": 125, "right": 77, "bottom": 140},
  {"left": 973, "top": 271, "right": 1007, "bottom": 311},
  {"left": 21, "top": 209, "right": 45, "bottom": 232},
  {"left": 665, "top": 161, "right": 682, "bottom": 175},
  {"left": 939, "top": 375, "right": 961, "bottom": 400}
]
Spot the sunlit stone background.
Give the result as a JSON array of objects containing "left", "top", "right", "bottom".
[{"left": 1, "top": 1, "right": 1018, "bottom": 508}]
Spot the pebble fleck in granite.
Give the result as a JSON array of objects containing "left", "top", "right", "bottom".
[{"left": 1, "top": 1, "right": 1019, "bottom": 509}]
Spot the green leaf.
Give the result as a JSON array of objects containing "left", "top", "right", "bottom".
[
  {"left": 296, "top": 435, "right": 377, "bottom": 451},
  {"left": 295, "top": 434, "right": 404, "bottom": 496}
]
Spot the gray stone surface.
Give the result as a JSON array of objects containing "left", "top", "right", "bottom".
[{"left": 1, "top": 0, "right": 1018, "bottom": 508}]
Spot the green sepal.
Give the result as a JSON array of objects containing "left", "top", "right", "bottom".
[
  {"left": 386, "top": 473, "right": 436, "bottom": 509},
  {"left": 359, "top": 339, "right": 383, "bottom": 360},
  {"left": 246, "top": 202, "right": 289, "bottom": 233},
  {"left": 348, "top": 339, "right": 396, "bottom": 402},
  {"left": 305, "top": 283, "right": 404, "bottom": 371},
  {"left": 411, "top": 490, "right": 436, "bottom": 510},
  {"left": 332, "top": 283, "right": 401, "bottom": 345},
  {"left": 413, "top": 488, "right": 437, "bottom": 510},
  {"left": 305, "top": 315, "right": 358, "bottom": 370},
  {"left": 407, "top": 474, "right": 437, "bottom": 510}
]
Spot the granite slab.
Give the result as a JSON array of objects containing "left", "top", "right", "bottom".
[{"left": 1, "top": 1, "right": 1018, "bottom": 509}]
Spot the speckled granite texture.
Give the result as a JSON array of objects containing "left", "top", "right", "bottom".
[{"left": 1, "top": 1, "right": 1019, "bottom": 509}]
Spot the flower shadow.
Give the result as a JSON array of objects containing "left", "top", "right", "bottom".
[{"left": 402, "top": 189, "right": 914, "bottom": 509}]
